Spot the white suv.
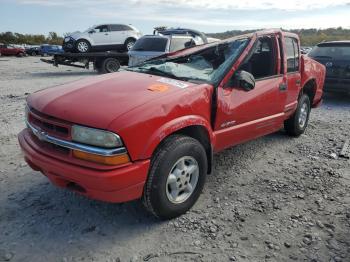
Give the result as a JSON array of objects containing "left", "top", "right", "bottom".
[{"left": 63, "top": 24, "right": 142, "bottom": 53}]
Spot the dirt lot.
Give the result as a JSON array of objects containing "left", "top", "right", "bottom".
[{"left": 0, "top": 56, "right": 349, "bottom": 262}]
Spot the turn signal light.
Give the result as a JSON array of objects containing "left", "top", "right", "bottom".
[{"left": 72, "top": 150, "right": 130, "bottom": 166}]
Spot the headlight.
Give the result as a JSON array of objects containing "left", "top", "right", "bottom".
[
  {"left": 64, "top": 37, "right": 71, "bottom": 42},
  {"left": 72, "top": 125, "right": 123, "bottom": 148}
]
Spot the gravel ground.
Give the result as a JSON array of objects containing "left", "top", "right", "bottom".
[{"left": 0, "top": 56, "right": 349, "bottom": 262}]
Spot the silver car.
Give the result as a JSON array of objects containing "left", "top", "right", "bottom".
[
  {"left": 63, "top": 24, "right": 142, "bottom": 53},
  {"left": 128, "top": 35, "right": 203, "bottom": 67}
]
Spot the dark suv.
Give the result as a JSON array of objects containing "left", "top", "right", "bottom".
[{"left": 308, "top": 41, "right": 350, "bottom": 93}]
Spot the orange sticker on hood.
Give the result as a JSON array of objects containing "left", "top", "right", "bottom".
[{"left": 148, "top": 84, "right": 169, "bottom": 92}]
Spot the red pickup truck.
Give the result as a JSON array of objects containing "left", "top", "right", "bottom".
[{"left": 18, "top": 30, "right": 325, "bottom": 219}]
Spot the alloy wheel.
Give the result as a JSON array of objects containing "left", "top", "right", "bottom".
[{"left": 165, "top": 156, "right": 199, "bottom": 204}]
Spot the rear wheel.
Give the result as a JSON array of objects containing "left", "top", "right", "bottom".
[
  {"left": 143, "top": 135, "right": 207, "bottom": 219},
  {"left": 125, "top": 38, "right": 136, "bottom": 51},
  {"left": 31, "top": 51, "right": 37, "bottom": 56},
  {"left": 76, "top": 39, "right": 91, "bottom": 53},
  {"left": 96, "top": 58, "right": 120, "bottom": 74},
  {"left": 284, "top": 94, "right": 311, "bottom": 137}
]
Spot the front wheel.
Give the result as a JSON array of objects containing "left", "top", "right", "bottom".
[
  {"left": 143, "top": 135, "right": 207, "bottom": 219},
  {"left": 76, "top": 39, "right": 91, "bottom": 53},
  {"left": 284, "top": 94, "right": 311, "bottom": 137}
]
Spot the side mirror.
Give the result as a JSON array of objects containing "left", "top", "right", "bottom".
[
  {"left": 88, "top": 29, "right": 96, "bottom": 34},
  {"left": 232, "top": 70, "right": 255, "bottom": 91}
]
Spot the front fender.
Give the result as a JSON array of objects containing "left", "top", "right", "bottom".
[{"left": 139, "top": 115, "right": 215, "bottom": 160}]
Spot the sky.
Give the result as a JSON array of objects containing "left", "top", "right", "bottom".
[{"left": 1, "top": 0, "right": 350, "bottom": 36}]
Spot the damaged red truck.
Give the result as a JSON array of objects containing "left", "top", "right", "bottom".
[{"left": 18, "top": 30, "right": 325, "bottom": 219}]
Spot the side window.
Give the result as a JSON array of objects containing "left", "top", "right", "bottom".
[
  {"left": 121, "top": 25, "right": 133, "bottom": 31},
  {"left": 110, "top": 24, "right": 124, "bottom": 31},
  {"left": 170, "top": 38, "right": 194, "bottom": 52},
  {"left": 286, "top": 37, "right": 299, "bottom": 72},
  {"left": 293, "top": 38, "right": 299, "bottom": 71},
  {"left": 239, "top": 36, "right": 277, "bottom": 79},
  {"left": 95, "top": 25, "right": 109, "bottom": 33}
]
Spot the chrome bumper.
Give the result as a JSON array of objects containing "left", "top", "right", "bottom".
[{"left": 26, "top": 120, "right": 126, "bottom": 156}]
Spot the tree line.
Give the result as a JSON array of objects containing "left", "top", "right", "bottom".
[
  {"left": 207, "top": 27, "right": 350, "bottom": 46},
  {"left": 1, "top": 27, "right": 350, "bottom": 46},
  {"left": 0, "top": 31, "right": 63, "bottom": 45}
]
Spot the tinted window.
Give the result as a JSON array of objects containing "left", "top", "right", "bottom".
[
  {"left": 110, "top": 24, "right": 123, "bottom": 31},
  {"left": 110, "top": 24, "right": 133, "bottom": 31},
  {"left": 286, "top": 37, "right": 299, "bottom": 72},
  {"left": 169, "top": 38, "right": 195, "bottom": 52},
  {"left": 95, "top": 25, "right": 109, "bottom": 32},
  {"left": 132, "top": 37, "right": 168, "bottom": 52},
  {"left": 121, "top": 25, "right": 133, "bottom": 31},
  {"left": 309, "top": 44, "right": 350, "bottom": 59}
]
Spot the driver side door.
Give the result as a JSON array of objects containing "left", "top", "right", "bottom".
[{"left": 214, "top": 34, "right": 287, "bottom": 151}]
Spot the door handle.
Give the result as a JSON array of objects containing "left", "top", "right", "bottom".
[
  {"left": 279, "top": 83, "right": 287, "bottom": 91},
  {"left": 104, "top": 33, "right": 109, "bottom": 35},
  {"left": 296, "top": 79, "right": 301, "bottom": 85}
]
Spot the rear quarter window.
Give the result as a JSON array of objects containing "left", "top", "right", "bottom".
[{"left": 285, "top": 37, "right": 299, "bottom": 72}]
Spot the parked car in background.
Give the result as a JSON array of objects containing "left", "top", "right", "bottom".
[
  {"left": 19, "top": 29, "right": 325, "bottom": 219},
  {"left": 0, "top": 43, "right": 25, "bottom": 57},
  {"left": 26, "top": 46, "right": 40, "bottom": 56},
  {"left": 39, "top": 45, "right": 64, "bottom": 56},
  {"left": 308, "top": 41, "right": 350, "bottom": 93},
  {"left": 128, "top": 34, "right": 203, "bottom": 67},
  {"left": 63, "top": 24, "right": 142, "bottom": 53},
  {"left": 156, "top": 27, "right": 208, "bottom": 44}
]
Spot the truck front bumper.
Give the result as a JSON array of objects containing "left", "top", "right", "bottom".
[{"left": 18, "top": 129, "right": 150, "bottom": 203}]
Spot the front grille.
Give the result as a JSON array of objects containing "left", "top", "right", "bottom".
[{"left": 28, "top": 109, "right": 70, "bottom": 139}]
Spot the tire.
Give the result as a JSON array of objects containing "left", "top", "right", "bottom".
[
  {"left": 124, "top": 38, "right": 136, "bottom": 51},
  {"left": 17, "top": 52, "right": 24, "bottom": 57},
  {"left": 284, "top": 94, "right": 311, "bottom": 137},
  {"left": 97, "top": 58, "right": 120, "bottom": 74},
  {"left": 31, "top": 51, "right": 37, "bottom": 56},
  {"left": 76, "top": 39, "right": 91, "bottom": 53},
  {"left": 143, "top": 135, "right": 207, "bottom": 219}
]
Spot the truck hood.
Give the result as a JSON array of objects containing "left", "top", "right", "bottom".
[{"left": 27, "top": 71, "right": 198, "bottom": 129}]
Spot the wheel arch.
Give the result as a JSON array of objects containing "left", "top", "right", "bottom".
[
  {"left": 76, "top": 38, "right": 92, "bottom": 46},
  {"left": 140, "top": 116, "right": 214, "bottom": 175},
  {"left": 124, "top": 37, "right": 137, "bottom": 45},
  {"left": 300, "top": 78, "right": 317, "bottom": 104}
]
